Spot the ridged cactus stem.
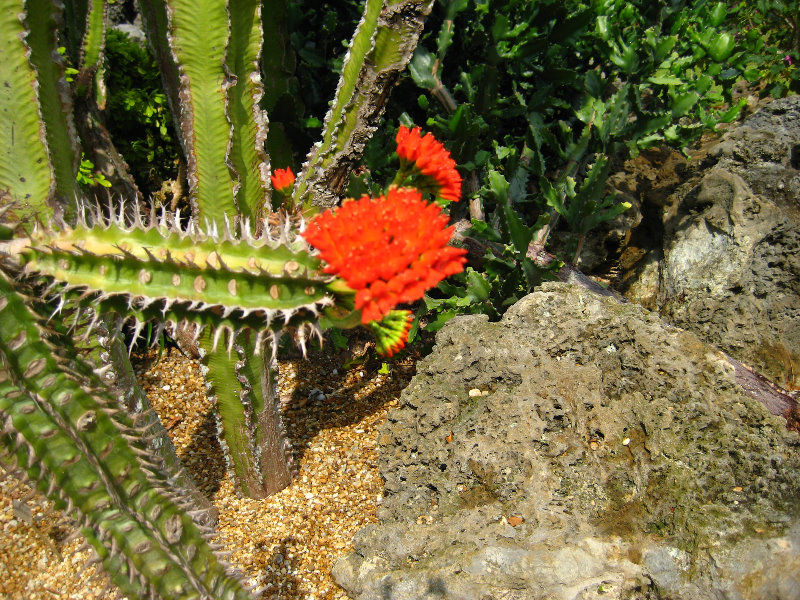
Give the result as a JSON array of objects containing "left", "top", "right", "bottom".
[
  {"left": 11, "top": 206, "right": 349, "bottom": 499},
  {"left": 15, "top": 206, "right": 340, "bottom": 355},
  {"left": 200, "top": 330, "right": 294, "bottom": 498},
  {"left": 236, "top": 335, "right": 296, "bottom": 495},
  {"left": 293, "top": 0, "right": 434, "bottom": 209},
  {"left": 94, "top": 314, "right": 218, "bottom": 527},
  {"left": 0, "top": 270, "right": 252, "bottom": 599}
]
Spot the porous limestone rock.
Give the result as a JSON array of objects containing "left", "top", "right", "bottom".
[
  {"left": 620, "top": 96, "right": 800, "bottom": 389},
  {"left": 333, "top": 283, "right": 800, "bottom": 600}
]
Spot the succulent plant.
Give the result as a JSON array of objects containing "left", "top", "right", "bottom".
[{"left": 0, "top": 0, "right": 473, "bottom": 597}]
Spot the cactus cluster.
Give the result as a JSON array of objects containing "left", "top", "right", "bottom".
[
  {"left": 0, "top": 0, "right": 469, "bottom": 597},
  {"left": 0, "top": 264, "right": 252, "bottom": 599}
]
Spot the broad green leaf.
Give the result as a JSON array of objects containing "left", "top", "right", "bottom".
[
  {"left": 540, "top": 177, "right": 565, "bottom": 215},
  {"left": 652, "top": 35, "right": 677, "bottom": 63},
  {"left": 610, "top": 42, "right": 639, "bottom": 74},
  {"left": 487, "top": 169, "right": 509, "bottom": 204},
  {"left": 469, "top": 218, "right": 503, "bottom": 243},
  {"left": 585, "top": 69, "right": 604, "bottom": 97},
  {"left": 708, "top": 33, "right": 734, "bottom": 62},
  {"left": 709, "top": 2, "right": 727, "bottom": 27},
  {"left": 582, "top": 199, "right": 631, "bottom": 233},
  {"left": 409, "top": 46, "right": 438, "bottom": 89},
  {"left": 465, "top": 268, "right": 491, "bottom": 302},
  {"left": 648, "top": 74, "right": 684, "bottom": 85},
  {"left": 502, "top": 203, "right": 533, "bottom": 255},
  {"left": 718, "top": 98, "right": 746, "bottom": 123}
]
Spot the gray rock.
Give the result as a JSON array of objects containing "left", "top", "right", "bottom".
[
  {"left": 334, "top": 283, "right": 800, "bottom": 600},
  {"left": 111, "top": 23, "right": 147, "bottom": 47},
  {"left": 623, "top": 96, "right": 800, "bottom": 389}
]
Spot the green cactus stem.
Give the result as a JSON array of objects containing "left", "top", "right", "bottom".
[
  {"left": 293, "top": 0, "right": 434, "bottom": 209},
  {"left": 200, "top": 329, "right": 295, "bottom": 498},
  {"left": 227, "top": 0, "right": 271, "bottom": 222},
  {"left": 0, "top": 269, "right": 253, "bottom": 600},
  {"left": 161, "top": 0, "right": 239, "bottom": 223},
  {"left": 0, "top": 0, "right": 80, "bottom": 217},
  {"left": 71, "top": 0, "right": 108, "bottom": 96},
  {"left": 9, "top": 202, "right": 351, "bottom": 497},
  {"left": 14, "top": 204, "right": 344, "bottom": 355},
  {"left": 92, "top": 314, "right": 219, "bottom": 527}
]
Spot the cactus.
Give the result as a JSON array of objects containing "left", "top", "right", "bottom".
[
  {"left": 0, "top": 0, "right": 461, "bottom": 597},
  {"left": 0, "top": 266, "right": 251, "bottom": 599}
]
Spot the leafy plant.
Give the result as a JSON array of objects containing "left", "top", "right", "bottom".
[
  {"left": 0, "top": 0, "right": 442, "bottom": 596},
  {"left": 76, "top": 155, "right": 113, "bottom": 189},
  {"left": 103, "top": 28, "right": 180, "bottom": 196},
  {"left": 387, "top": 0, "right": 780, "bottom": 333},
  {"left": 733, "top": 0, "right": 800, "bottom": 97}
]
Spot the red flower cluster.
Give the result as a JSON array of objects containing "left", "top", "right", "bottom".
[
  {"left": 271, "top": 167, "right": 295, "bottom": 193},
  {"left": 396, "top": 126, "right": 462, "bottom": 202},
  {"left": 302, "top": 187, "right": 466, "bottom": 324}
]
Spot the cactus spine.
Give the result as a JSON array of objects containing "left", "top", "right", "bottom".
[
  {"left": 0, "top": 0, "right": 437, "bottom": 596},
  {"left": 0, "top": 270, "right": 251, "bottom": 599}
]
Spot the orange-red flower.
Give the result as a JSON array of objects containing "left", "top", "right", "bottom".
[
  {"left": 302, "top": 187, "right": 466, "bottom": 324},
  {"left": 271, "top": 167, "right": 295, "bottom": 193},
  {"left": 396, "top": 126, "right": 462, "bottom": 202}
]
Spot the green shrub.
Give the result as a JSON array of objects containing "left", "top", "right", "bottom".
[{"left": 104, "top": 28, "right": 180, "bottom": 196}]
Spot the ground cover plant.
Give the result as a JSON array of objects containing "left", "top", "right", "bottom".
[
  {"left": 0, "top": 0, "right": 797, "bottom": 598},
  {"left": 374, "top": 0, "right": 799, "bottom": 333}
]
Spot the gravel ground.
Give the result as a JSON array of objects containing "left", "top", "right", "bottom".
[{"left": 0, "top": 340, "right": 416, "bottom": 599}]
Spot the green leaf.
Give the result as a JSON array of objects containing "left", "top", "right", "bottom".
[
  {"left": 487, "top": 169, "right": 509, "bottom": 204},
  {"left": 610, "top": 42, "right": 639, "bottom": 74},
  {"left": 596, "top": 15, "right": 609, "bottom": 41},
  {"left": 671, "top": 91, "right": 699, "bottom": 118},
  {"left": 469, "top": 218, "right": 503, "bottom": 243},
  {"left": 585, "top": 69, "right": 604, "bottom": 97},
  {"left": 491, "top": 13, "right": 510, "bottom": 41},
  {"left": 652, "top": 36, "right": 677, "bottom": 63},
  {"left": 540, "top": 177, "right": 565, "bottom": 215},
  {"left": 709, "top": 2, "right": 727, "bottom": 28},
  {"left": 409, "top": 46, "right": 438, "bottom": 89},
  {"left": 503, "top": 201, "right": 533, "bottom": 255},
  {"left": 425, "top": 308, "right": 458, "bottom": 332},
  {"left": 708, "top": 32, "right": 735, "bottom": 62},
  {"left": 465, "top": 268, "right": 491, "bottom": 302},
  {"left": 648, "top": 74, "right": 684, "bottom": 85},
  {"left": 718, "top": 98, "right": 746, "bottom": 123}
]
